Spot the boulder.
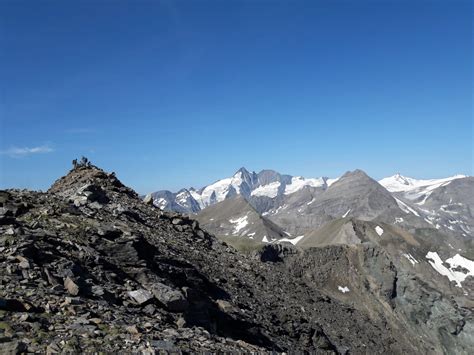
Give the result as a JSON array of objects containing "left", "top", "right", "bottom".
[
  {"left": 73, "top": 184, "right": 109, "bottom": 206},
  {"left": 143, "top": 194, "right": 154, "bottom": 205},
  {"left": 150, "top": 283, "right": 188, "bottom": 312},
  {"left": 127, "top": 289, "right": 154, "bottom": 305},
  {"left": 64, "top": 277, "right": 80, "bottom": 296}
]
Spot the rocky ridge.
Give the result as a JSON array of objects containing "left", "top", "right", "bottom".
[{"left": 0, "top": 164, "right": 472, "bottom": 353}]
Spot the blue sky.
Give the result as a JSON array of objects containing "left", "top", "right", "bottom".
[{"left": 1, "top": 0, "right": 472, "bottom": 194}]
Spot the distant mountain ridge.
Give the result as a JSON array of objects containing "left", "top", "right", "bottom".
[
  {"left": 150, "top": 167, "right": 339, "bottom": 213},
  {"left": 149, "top": 168, "right": 472, "bottom": 240}
]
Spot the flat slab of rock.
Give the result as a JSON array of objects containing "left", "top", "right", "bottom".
[
  {"left": 64, "top": 277, "right": 80, "bottom": 296},
  {"left": 128, "top": 289, "right": 154, "bottom": 305}
]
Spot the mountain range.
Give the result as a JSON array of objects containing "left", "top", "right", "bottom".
[
  {"left": 1, "top": 163, "right": 473, "bottom": 353},
  {"left": 147, "top": 166, "right": 474, "bottom": 353},
  {"left": 149, "top": 168, "right": 472, "bottom": 241}
]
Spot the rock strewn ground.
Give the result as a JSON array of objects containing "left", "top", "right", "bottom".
[{"left": 0, "top": 165, "right": 439, "bottom": 353}]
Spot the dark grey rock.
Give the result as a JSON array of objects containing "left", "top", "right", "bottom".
[
  {"left": 150, "top": 283, "right": 188, "bottom": 312},
  {"left": 127, "top": 289, "right": 154, "bottom": 305},
  {"left": 0, "top": 339, "right": 27, "bottom": 355}
]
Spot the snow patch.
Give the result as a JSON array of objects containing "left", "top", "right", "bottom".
[
  {"left": 342, "top": 209, "right": 351, "bottom": 218},
  {"left": 338, "top": 286, "right": 350, "bottom": 293},
  {"left": 270, "top": 204, "right": 287, "bottom": 215},
  {"left": 284, "top": 176, "right": 325, "bottom": 195},
  {"left": 306, "top": 198, "right": 316, "bottom": 205},
  {"left": 262, "top": 235, "right": 269, "bottom": 243},
  {"left": 395, "top": 198, "right": 420, "bottom": 217},
  {"left": 155, "top": 198, "right": 167, "bottom": 210},
  {"left": 403, "top": 253, "right": 419, "bottom": 266},
  {"left": 229, "top": 215, "right": 249, "bottom": 234},
  {"left": 424, "top": 218, "right": 434, "bottom": 225},
  {"left": 278, "top": 235, "right": 305, "bottom": 245},
  {"left": 375, "top": 226, "right": 384, "bottom": 236},
  {"left": 251, "top": 181, "right": 281, "bottom": 198},
  {"left": 426, "top": 252, "right": 474, "bottom": 288}
]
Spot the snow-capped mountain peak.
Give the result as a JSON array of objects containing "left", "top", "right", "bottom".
[
  {"left": 150, "top": 168, "right": 340, "bottom": 212},
  {"left": 379, "top": 174, "right": 467, "bottom": 193}
]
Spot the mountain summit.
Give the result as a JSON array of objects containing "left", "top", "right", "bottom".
[
  {"left": 150, "top": 167, "right": 338, "bottom": 214},
  {"left": 150, "top": 168, "right": 472, "bottom": 238}
]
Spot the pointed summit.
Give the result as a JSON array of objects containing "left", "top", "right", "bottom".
[
  {"left": 340, "top": 169, "right": 371, "bottom": 180},
  {"left": 234, "top": 167, "right": 250, "bottom": 176},
  {"left": 48, "top": 159, "right": 137, "bottom": 200},
  {"left": 233, "top": 167, "right": 258, "bottom": 191}
]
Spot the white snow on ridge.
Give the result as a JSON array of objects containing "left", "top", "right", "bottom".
[
  {"left": 403, "top": 253, "right": 419, "bottom": 266},
  {"left": 278, "top": 235, "right": 305, "bottom": 245},
  {"left": 155, "top": 198, "right": 167, "bottom": 209},
  {"left": 426, "top": 252, "right": 474, "bottom": 288},
  {"left": 395, "top": 197, "right": 420, "bottom": 217},
  {"left": 200, "top": 177, "right": 232, "bottom": 206},
  {"left": 379, "top": 174, "right": 466, "bottom": 193},
  {"left": 199, "top": 171, "right": 246, "bottom": 208},
  {"left": 446, "top": 254, "right": 474, "bottom": 277},
  {"left": 176, "top": 191, "right": 191, "bottom": 206},
  {"left": 284, "top": 176, "right": 325, "bottom": 195},
  {"left": 189, "top": 190, "right": 204, "bottom": 207},
  {"left": 229, "top": 215, "right": 249, "bottom": 234},
  {"left": 379, "top": 174, "right": 466, "bottom": 205},
  {"left": 251, "top": 181, "right": 281, "bottom": 198},
  {"left": 375, "top": 226, "right": 384, "bottom": 236},
  {"left": 326, "top": 177, "right": 340, "bottom": 187},
  {"left": 171, "top": 169, "right": 341, "bottom": 209},
  {"left": 342, "top": 209, "right": 351, "bottom": 218}
]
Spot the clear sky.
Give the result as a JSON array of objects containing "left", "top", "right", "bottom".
[{"left": 1, "top": 0, "right": 472, "bottom": 194}]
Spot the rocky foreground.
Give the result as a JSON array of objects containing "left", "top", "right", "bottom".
[{"left": 0, "top": 164, "right": 472, "bottom": 353}]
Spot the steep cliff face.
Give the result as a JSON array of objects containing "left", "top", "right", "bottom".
[{"left": 284, "top": 243, "right": 473, "bottom": 354}]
